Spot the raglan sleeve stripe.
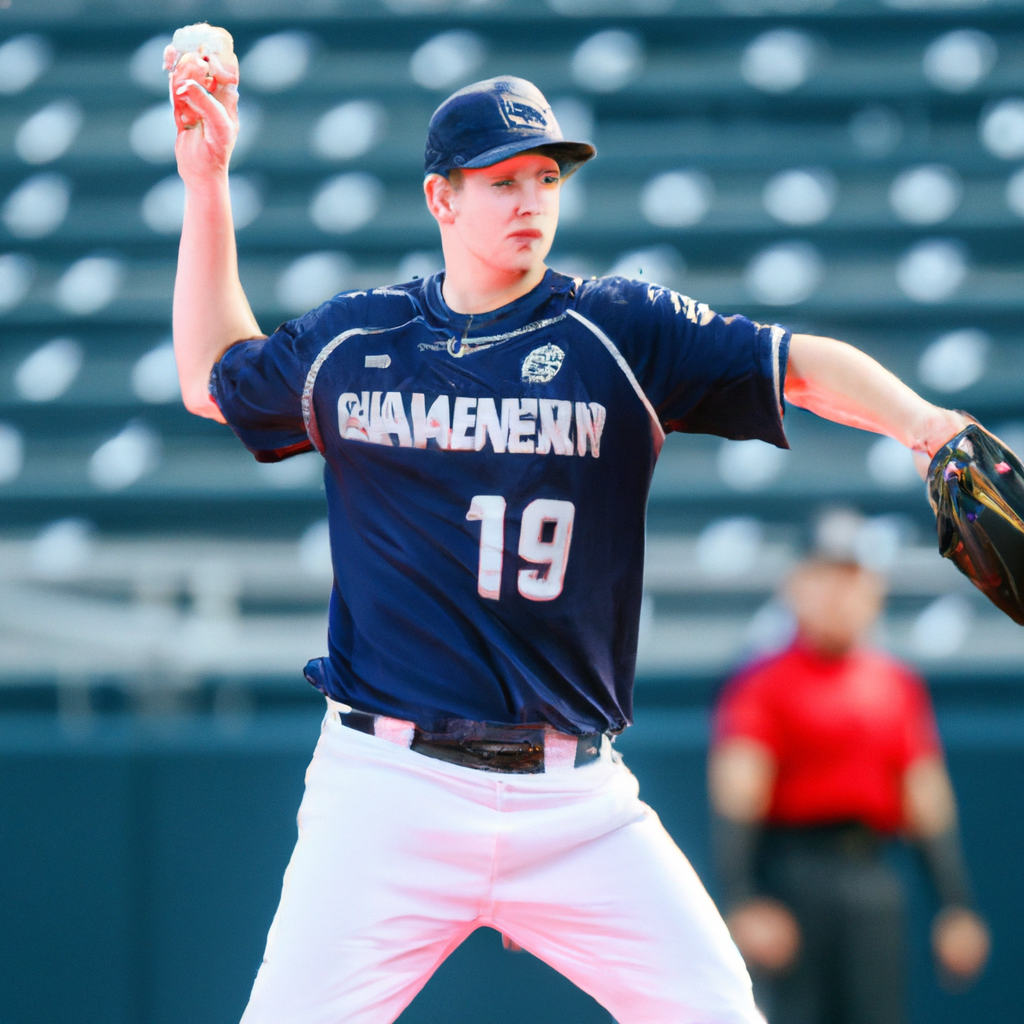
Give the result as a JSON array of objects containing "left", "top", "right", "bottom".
[{"left": 566, "top": 307, "right": 667, "bottom": 455}]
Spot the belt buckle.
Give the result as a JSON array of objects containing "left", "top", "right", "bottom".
[
  {"left": 410, "top": 723, "right": 604, "bottom": 774},
  {"left": 412, "top": 724, "right": 546, "bottom": 773},
  {"left": 574, "top": 734, "right": 602, "bottom": 768}
]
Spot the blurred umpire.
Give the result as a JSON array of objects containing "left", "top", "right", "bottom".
[{"left": 709, "top": 519, "right": 990, "bottom": 1024}]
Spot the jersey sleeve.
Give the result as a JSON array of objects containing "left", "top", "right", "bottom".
[
  {"left": 713, "top": 662, "right": 783, "bottom": 757},
  {"left": 209, "top": 287, "right": 418, "bottom": 463},
  {"left": 575, "top": 277, "right": 790, "bottom": 447},
  {"left": 209, "top": 317, "right": 315, "bottom": 463}
]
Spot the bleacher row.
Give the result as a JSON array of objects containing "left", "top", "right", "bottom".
[{"left": 0, "top": 6, "right": 1022, "bottom": 697}]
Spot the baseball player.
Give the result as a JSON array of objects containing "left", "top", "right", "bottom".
[{"left": 167, "top": 25, "right": 969, "bottom": 1024}]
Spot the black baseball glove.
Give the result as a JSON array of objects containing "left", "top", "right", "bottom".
[{"left": 928, "top": 422, "right": 1024, "bottom": 625}]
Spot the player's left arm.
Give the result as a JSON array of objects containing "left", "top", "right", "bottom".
[
  {"left": 574, "top": 281, "right": 966, "bottom": 458},
  {"left": 785, "top": 333, "right": 968, "bottom": 460}
]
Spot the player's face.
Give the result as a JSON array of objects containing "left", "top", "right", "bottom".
[
  {"left": 447, "top": 154, "right": 561, "bottom": 275},
  {"left": 787, "top": 562, "right": 885, "bottom": 656}
]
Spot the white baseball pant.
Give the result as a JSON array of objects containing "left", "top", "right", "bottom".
[{"left": 239, "top": 700, "right": 762, "bottom": 1024}]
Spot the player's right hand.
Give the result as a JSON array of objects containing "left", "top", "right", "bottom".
[
  {"left": 165, "top": 36, "right": 240, "bottom": 185},
  {"left": 726, "top": 898, "right": 801, "bottom": 973}
]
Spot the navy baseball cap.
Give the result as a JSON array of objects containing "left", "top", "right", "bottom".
[{"left": 424, "top": 76, "right": 596, "bottom": 179}]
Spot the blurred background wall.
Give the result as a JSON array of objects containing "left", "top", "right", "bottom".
[{"left": 0, "top": 0, "right": 1022, "bottom": 1021}]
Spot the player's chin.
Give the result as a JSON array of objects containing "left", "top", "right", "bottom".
[{"left": 500, "top": 240, "right": 551, "bottom": 270}]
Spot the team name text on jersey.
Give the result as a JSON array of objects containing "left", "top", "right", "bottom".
[{"left": 338, "top": 391, "right": 607, "bottom": 457}]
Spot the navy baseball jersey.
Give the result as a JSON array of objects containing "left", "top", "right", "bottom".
[{"left": 211, "top": 270, "right": 790, "bottom": 734}]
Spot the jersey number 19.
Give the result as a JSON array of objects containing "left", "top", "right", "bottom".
[{"left": 467, "top": 496, "right": 575, "bottom": 602}]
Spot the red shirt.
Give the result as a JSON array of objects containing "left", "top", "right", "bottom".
[{"left": 714, "top": 641, "right": 942, "bottom": 834}]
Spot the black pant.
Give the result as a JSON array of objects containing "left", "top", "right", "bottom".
[{"left": 752, "top": 824, "right": 906, "bottom": 1024}]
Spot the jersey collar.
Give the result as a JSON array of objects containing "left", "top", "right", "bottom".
[{"left": 421, "top": 268, "right": 576, "bottom": 341}]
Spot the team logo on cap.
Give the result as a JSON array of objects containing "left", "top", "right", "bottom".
[
  {"left": 521, "top": 344, "right": 565, "bottom": 383},
  {"left": 499, "top": 97, "right": 548, "bottom": 130}
]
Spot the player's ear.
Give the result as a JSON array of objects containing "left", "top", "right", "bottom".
[{"left": 424, "top": 173, "right": 457, "bottom": 225}]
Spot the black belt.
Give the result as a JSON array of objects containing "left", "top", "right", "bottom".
[
  {"left": 338, "top": 709, "right": 602, "bottom": 774},
  {"left": 763, "top": 821, "right": 885, "bottom": 861}
]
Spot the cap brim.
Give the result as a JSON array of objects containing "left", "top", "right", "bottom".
[{"left": 460, "top": 138, "right": 596, "bottom": 177}]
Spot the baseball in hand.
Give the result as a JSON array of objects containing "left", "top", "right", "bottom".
[
  {"left": 169, "top": 23, "right": 234, "bottom": 56},
  {"left": 162, "top": 22, "right": 240, "bottom": 182},
  {"left": 164, "top": 23, "right": 239, "bottom": 134}
]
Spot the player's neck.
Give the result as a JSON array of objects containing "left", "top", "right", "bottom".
[
  {"left": 440, "top": 259, "right": 548, "bottom": 316},
  {"left": 797, "top": 632, "right": 857, "bottom": 660}
]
